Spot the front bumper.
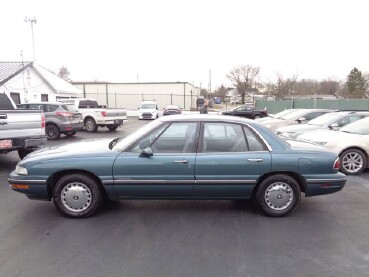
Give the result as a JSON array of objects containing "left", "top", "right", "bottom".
[{"left": 8, "top": 172, "right": 50, "bottom": 200}]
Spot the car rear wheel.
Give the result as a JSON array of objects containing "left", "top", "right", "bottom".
[
  {"left": 256, "top": 174, "right": 301, "bottom": 217},
  {"left": 53, "top": 173, "right": 103, "bottom": 218},
  {"left": 254, "top": 114, "right": 261, "bottom": 119},
  {"left": 46, "top": 124, "right": 60, "bottom": 140},
  {"left": 85, "top": 118, "right": 98, "bottom": 133},
  {"left": 107, "top": 124, "right": 118, "bottom": 131},
  {"left": 339, "top": 148, "right": 366, "bottom": 175}
]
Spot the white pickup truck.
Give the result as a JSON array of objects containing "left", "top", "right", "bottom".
[
  {"left": 0, "top": 94, "right": 47, "bottom": 159},
  {"left": 59, "top": 98, "right": 128, "bottom": 132}
]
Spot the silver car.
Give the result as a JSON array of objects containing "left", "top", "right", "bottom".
[
  {"left": 298, "top": 116, "right": 369, "bottom": 175},
  {"left": 17, "top": 102, "right": 83, "bottom": 140},
  {"left": 275, "top": 111, "right": 369, "bottom": 139}
]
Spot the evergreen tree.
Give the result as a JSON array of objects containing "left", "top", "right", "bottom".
[{"left": 346, "top": 68, "right": 367, "bottom": 98}]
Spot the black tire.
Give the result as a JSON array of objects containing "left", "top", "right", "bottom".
[
  {"left": 46, "top": 124, "right": 60, "bottom": 140},
  {"left": 339, "top": 148, "right": 367, "bottom": 175},
  {"left": 107, "top": 124, "right": 119, "bottom": 131},
  {"left": 65, "top": 131, "right": 77, "bottom": 137},
  {"left": 254, "top": 114, "right": 262, "bottom": 119},
  {"left": 52, "top": 173, "right": 103, "bottom": 218},
  {"left": 256, "top": 174, "right": 301, "bottom": 217},
  {"left": 18, "top": 149, "right": 34, "bottom": 159},
  {"left": 85, "top": 118, "right": 98, "bottom": 133}
]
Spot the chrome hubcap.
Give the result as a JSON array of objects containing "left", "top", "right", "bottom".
[
  {"left": 61, "top": 182, "right": 92, "bottom": 212},
  {"left": 86, "top": 121, "right": 94, "bottom": 131},
  {"left": 265, "top": 182, "right": 293, "bottom": 211},
  {"left": 342, "top": 152, "right": 363, "bottom": 173}
]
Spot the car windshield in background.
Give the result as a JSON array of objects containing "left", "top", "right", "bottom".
[
  {"left": 280, "top": 110, "right": 311, "bottom": 120},
  {"left": 271, "top": 109, "right": 296, "bottom": 118},
  {"left": 141, "top": 104, "right": 156, "bottom": 109},
  {"left": 62, "top": 104, "right": 78, "bottom": 112},
  {"left": 307, "top": 112, "right": 349, "bottom": 126},
  {"left": 340, "top": 117, "right": 369, "bottom": 135}
]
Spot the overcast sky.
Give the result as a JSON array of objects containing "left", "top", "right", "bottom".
[{"left": 1, "top": 0, "right": 368, "bottom": 89}]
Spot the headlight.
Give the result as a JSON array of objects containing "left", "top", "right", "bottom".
[
  {"left": 315, "top": 141, "right": 328, "bottom": 146},
  {"left": 281, "top": 132, "right": 297, "bottom": 139},
  {"left": 16, "top": 165, "right": 28, "bottom": 175}
]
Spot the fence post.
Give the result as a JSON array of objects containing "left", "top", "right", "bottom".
[{"left": 171, "top": 93, "right": 173, "bottom": 105}]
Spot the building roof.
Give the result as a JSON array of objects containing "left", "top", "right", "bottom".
[
  {"left": 0, "top": 61, "right": 82, "bottom": 96},
  {"left": 0, "top": 61, "right": 33, "bottom": 85}
]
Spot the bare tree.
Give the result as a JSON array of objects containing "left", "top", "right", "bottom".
[
  {"left": 213, "top": 85, "right": 228, "bottom": 99},
  {"left": 58, "top": 66, "right": 71, "bottom": 82},
  {"left": 317, "top": 79, "right": 340, "bottom": 96},
  {"left": 226, "top": 65, "right": 260, "bottom": 104},
  {"left": 265, "top": 73, "right": 298, "bottom": 100}
]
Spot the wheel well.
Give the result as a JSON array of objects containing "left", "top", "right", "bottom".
[
  {"left": 84, "top": 116, "right": 95, "bottom": 124},
  {"left": 46, "top": 169, "right": 108, "bottom": 199},
  {"left": 46, "top": 122, "right": 58, "bottom": 128},
  {"left": 252, "top": 171, "right": 307, "bottom": 197}
]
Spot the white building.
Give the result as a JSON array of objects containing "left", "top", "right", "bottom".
[
  {"left": 0, "top": 61, "right": 82, "bottom": 104},
  {"left": 72, "top": 81, "right": 200, "bottom": 110}
]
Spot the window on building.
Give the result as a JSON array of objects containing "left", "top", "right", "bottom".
[
  {"left": 41, "top": 94, "right": 48, "bottom": 102},
  {"left": 10, "top": 93, "right": 20, "bottom": 105}
]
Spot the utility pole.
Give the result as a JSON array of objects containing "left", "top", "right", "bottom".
[{"left": 24, "top": 17, "right": 37, "bottom": 61}]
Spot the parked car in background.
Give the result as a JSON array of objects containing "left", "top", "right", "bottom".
[
  {"left": 58, "top": 98, "right": 128, "bottom": 132},
  {"left": 0, "top": 94, "right": 47, "bottom": 159},
  {"left": 276, "top": 111, "right": 369, "bottom": 139},
  {"left": 138, "top": 101, "right": 159, "bottom": 119},
  {"left": 220, "top": 105, "right": 268, "bottom": 119},
  {"left": 9, "top": 115, "right": 346, "bottom": 218},
  {"left": 298, "top": 116, "right": 369, "bottom": 175},
  {"left": 18, "top": 102, "right": 83, "bottom": 140},
  {"left": 163, "top": 105, "right": 181, "bottom": 116},
  {"left": 256, "top": 109, "right": 301, "bottom": 123},
  {"left": 262, "top": 109, "right": 334, "bottom": 130}
]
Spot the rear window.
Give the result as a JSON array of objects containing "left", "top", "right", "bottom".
[
  {"left": 79, "top": 100, "right": 98, "bottom": 107},
  {"left": 62, "top": 104, "right": 78, "bottom": 112}
]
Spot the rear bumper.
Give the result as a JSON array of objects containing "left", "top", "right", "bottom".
[
  {"left": 305, "top": 174, "right": 347, "bottom": 196},
  {"left": 60, "top": 122, "right": 84, "bottom": 132},
  {"left": 97, "top": 119, "right": 127, "bottom": 125},
  {"left": 0, "top": 136, "right": 47, "bottom": 153}
]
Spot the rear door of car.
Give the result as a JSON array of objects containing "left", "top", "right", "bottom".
[
  {"left": 194, "top": 122, "right": 272, "bottom": 198},
  {"left": 112, "top": 122, "right": 199, "bottom": 197}
]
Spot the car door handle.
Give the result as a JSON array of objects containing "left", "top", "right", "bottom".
[
  {"left": 247, "top": 158, "right": 263, "bottom": 162},
  {"left": 173, "top": 160, "right": 188, "bottom": 164}
]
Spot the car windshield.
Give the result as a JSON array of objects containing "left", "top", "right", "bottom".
[
  {"left": 307, "top": 112, "right": 348, "bottom": 126},
  {"left": 114, "top": 119, "right": 163, "bottom": 151},
  {"left": 271, "top": 109, "right": 298, "bottom": 119},
  {"left": 339, "top": 117, "right": 369, "bottom": 135},
  {"left": 280, "top": 109, "right": 312, "bottom": 120},
  {"left": 141, "top": 104, "right": 156, "bottom": 109}
]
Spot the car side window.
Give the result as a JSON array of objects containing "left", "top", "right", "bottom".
[
  {"left": 202, "top": 123, "right": 247, "bottom": 152},
  {"left": 129, "top": 123, "right": 169, "bottom": 153},
  {"left": 304, "top": 112, "right": 325, "bottom": 121},
  {"left": 29, "top": 104, "right": 43, "bottom": 110},
  {"left": 243, "top": 126, "right": 266, "bottom": 151},
  {"left": 44, "top": 105, "right": 58, "bottom": 112},
  {"left": 151, "top": 122, "right": 197, "bottom": 153}
]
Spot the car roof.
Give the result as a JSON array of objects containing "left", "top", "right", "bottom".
[
  {"left": 18, "top": 102, "right": 64, "bottom": 105},
  {"left": 158, "top": 114, "right": 257, "bottom": 124},
  {"left": 141, "top": 101, "right": 157, "bottom": 104}
]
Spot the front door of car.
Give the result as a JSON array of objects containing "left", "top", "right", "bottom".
[
  {"left": 194, "top": 122, "right": 272, "bottom": 198},
  {"left": 112, "top": 122, "right": 198, "bottom": 198}
]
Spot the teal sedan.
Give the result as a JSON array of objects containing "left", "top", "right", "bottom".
[{"left": 9, "top": 115, "right": 346, "bottom": 218}]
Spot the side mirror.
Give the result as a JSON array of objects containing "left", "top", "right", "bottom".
[
  {"left": 140, "top": 147, "right": 153, "bottom": 157},
  {"left": 329, "top": 123, "right": 339, "bottom": 130},
  {"left": 297, "top": 117, "right": 307, "bottom": 124}
]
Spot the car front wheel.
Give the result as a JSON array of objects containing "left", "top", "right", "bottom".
[
  {"left": 339, "top": 148, "right": 366, "bottom": 175},
  {"left": 256, "top": 174, "right": 301, "bottom": 217},
  {"left": 52, "top": 173, "right": 103, "bottom": 218}
]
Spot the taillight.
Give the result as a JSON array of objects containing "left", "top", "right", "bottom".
[
  {"left": 56, "top": 112, "right": 73, "bottom": 117},
  {"left": 101, "top": 111, "right": 107, "bottom": 117},
  {"left": 41, "top": 114, "right": 45, "bottom": 128},
  {"left": 333, "top": 158, "right": 340, "bottom": 169}
]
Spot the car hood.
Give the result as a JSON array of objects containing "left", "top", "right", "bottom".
[
  {"left": 298, "top": 130, "right": 352, "bottom": 143},
  {"left": 22, "top": 139, "right": 118, "bottom": 163},
  {"left": 139, "top": 109, "right": 157, "bottom": 113},
  {"left": 277, "top": 124, "right": 321, "bottom": 133},
  {"left": 285, "top": 139, "right": 328, "bottom": 151}
]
